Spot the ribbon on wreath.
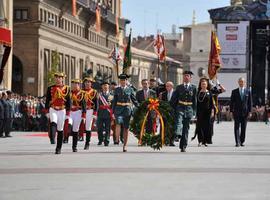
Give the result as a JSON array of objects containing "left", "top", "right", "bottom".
[{"left": 139, "top": 98, "right": 165, "bottom": 146}]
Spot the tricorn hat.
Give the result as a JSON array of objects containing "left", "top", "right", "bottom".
[
  {"left": 183, "top": 70, "right": 194, "bottom": 75},
  {"left": 118, "top": 73, "right": 130, "bottom": 80},
  {"left": 71, "top": 79, "right": 82, "bottom": 84},
  {"left": 83, "top": 77, "right": 95, "bottom": 82},
  {"left": 54, "top": 72, "right": 66, "bottom": 77},
  {"left": 101, "top": 81, "right": 110, "bottom": 86}
]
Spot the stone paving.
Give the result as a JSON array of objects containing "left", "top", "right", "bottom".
[{"left": 0, "top": 122, "right": 269, "bottom": 200}]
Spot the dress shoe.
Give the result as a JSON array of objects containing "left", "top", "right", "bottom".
[
  {"left": 169, "top": 143, "right": 176, "bottom": 147},
  {"left": 203, "top": 143, "right": 208, "bottom": 147},
  {"left": 5, "top": 135, "right": 12, "bottom": 137},
  {"left": 123, "top": 146, "right": 127, "bottom": 152},
  {"left": 72, "top": 148, "right": 78, "bottom": 152},
  {"left": 104, "top": 143, "right": 109, "bottom": 146},
  {"left": 50, "top": 140, "right": 55, "bottom": 144},
  {"left": 235, "top": 144, "right": 240, "bottom": 147},
  {"left": 55, "top": 149, "right": 61, "bottom": 154},
  {"left": 240, "top": 143, "right": 245, "bottom": 147},
  {"left": 114, "top": 141, "right": 119, "bottom": 145},
  {"left": 97, "top": 141, "right": 102, "bottom": 145},
  {"left": 181, "top": 148, "right": 186, "bottom": 152},
  {"left": 84, "top": 144, "right": 89, "bottom": 150},
  {"left": 198, "top": 143, "right": 202, "bottom": 147}
]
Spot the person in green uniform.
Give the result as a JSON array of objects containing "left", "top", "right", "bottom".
[
  {"left": 112, "top": 74, "right": 138, "bottom": 152},
  {"left": 170, "top": 71, "right": 197, "bottom": 152}
]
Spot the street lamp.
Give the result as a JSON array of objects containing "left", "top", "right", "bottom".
[{"left": 256, "top": 26, "right": 270, "bottom": 105}]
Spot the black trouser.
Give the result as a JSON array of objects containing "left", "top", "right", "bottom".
[
  {"left": 22, "top": 113, "right": 29, "bottom": 131},
  {"left": 4, "top": 118, "right": 12, "bottom": 136},
  {"left": 97, "top": 117, "right": 111, "bottom": 144},
  {"left": 234, "top": 116, "right": 247, "bottom": 145},
  {"left": 0, "top": 119, "right": 3, "bottom": 136}
]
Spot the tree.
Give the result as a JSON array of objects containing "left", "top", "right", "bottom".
[{"left": 47, "top": 50, "right": 60, "bottom": 86}]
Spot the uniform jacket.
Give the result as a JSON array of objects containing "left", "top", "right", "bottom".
[
  {"left": 112, "top": 86, "right": 139, "bottom": 117},
  {"left": 170, "top": 84, "right": 197, "bottom": 118},
  {"left": 45, "top": 84, "right": 71, "bottom": 113},
  {"left": 97, "top": 91, "right": 113, "bottom": 119},
  {"left": 230, "top": 88, "right": 252, "bottom": 118},
  {"left": 71, "top": 89, "right": 86, "bottom": 118},
  {"left": 83, "top": 88, "right": 98, "bottom": 111}
]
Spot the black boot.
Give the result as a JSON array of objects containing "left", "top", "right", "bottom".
[
  {"left": 55, "top": 131, "right": 63, "bottom": 154},
  {"left": 84, "top": 131, "right": 91, "bottom": 150},
  {"left": 49, "top": 122, "right": 57, "bottom": 144},
  {"left": 72, "top": 132, "right": 78, "bottom": 152}
]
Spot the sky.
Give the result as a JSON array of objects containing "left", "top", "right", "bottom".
[{"left": 122, "top": 0, "right": 230, "bottom": 36}]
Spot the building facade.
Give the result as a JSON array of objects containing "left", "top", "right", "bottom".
[
  {"left": 180, "top": 22, "right": 213, "bottom": 87},
  {"left": 0, "top": 0, "right": 13, "bottom": 91},
  {"left": 13, "top": 0, "right": 125, "bottom": 96}
]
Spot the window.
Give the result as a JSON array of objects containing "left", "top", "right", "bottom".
[
  {"left": 14, "top": 8, "right": 29, "bottom": 20},
  {"left": 39, "top": 8, "right": 43, "bottom": 21}
]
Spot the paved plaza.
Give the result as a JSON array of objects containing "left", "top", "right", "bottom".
[{"left": 0, "top": 122, "right": 269, "bottom": 200}]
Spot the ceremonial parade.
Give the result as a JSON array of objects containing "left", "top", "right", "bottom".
[{"left": 0, "top": 0, "right": 270, "bottom": 199}]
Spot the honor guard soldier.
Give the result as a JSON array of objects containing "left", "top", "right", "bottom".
[
  {"left": 97, "top": 82, "right": 114, "bottom": 146},
  {"left": 170, "top": 71, "right": 197, "bottom": 152},
  {"left": 83, "top": 77, "right": 98, "bottom": 150},
  {"left": 45, "top": 72, "right": 71, "bottom": 154},
  {"left": 70, "top": 79, "right": 86, "bottom": 152},
  {"left": 112, "top": 74, "right": 139, "bottom": 152}
]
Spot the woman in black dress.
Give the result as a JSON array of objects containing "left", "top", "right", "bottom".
[{"left": 196, "top": 78, "right": 215, "bottom": 146}]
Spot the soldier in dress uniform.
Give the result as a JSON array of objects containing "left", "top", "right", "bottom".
[
  {"left": 112, "top": 74, "right": 139, "bottom": 152},
  {"left": 97, "top": 82, "right": 114, "bottom": 146},
  {"left": 170, "top": 71, "right": 197, "bottom": 152},
  {"left": 45, "top": 72, "right": 71, "bottom": 154},
  {"left": 82, "top": 77, "right": 98, "bottom": 150},
  {"left": 70, "top": 79, "right": 86, "bottom": 152}
]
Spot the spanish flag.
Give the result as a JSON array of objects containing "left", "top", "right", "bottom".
[
  {"left": 72, "top": 0, "right": 76, "bottom": 17},
  {"left": 208, "top": 31, "right": 221, "bottom": 80}
]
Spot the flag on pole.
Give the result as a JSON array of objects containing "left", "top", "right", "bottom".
[
  {"left": 72, "top": 0, "right": 77, "bottom": 17},
  {"left": 208, "top": 31, "right": 221, "bottom": 80},
  {"left": 154, "top": 33, "right": 166, "bottom": 61},
  {"left": 95, "top": 4, "right": 101, "bottom": 33},
  {"left": 109, "top": 43, "right": 122, "bottom": 65},
  {"left": 115, "top": 15, "right": 120, "bottom": 39},
  {"left": 123, "top": 29, "right": 132, "bottom": 73}
]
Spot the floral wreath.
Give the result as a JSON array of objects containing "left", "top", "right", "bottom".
[{"left": 130, "top": 98, "right": 175, "bottom": 150}]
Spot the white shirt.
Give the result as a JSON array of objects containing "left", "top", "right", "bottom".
[{"left": 167, "top": 89, "right": 174, "bottom": 101}]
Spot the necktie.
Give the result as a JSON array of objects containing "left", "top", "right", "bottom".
[
  {"left": 144, "top": 90, "right": 147, "bottom": 99},
  {"left": 185, "top": 84, "right": 188, "bottom": 89}
]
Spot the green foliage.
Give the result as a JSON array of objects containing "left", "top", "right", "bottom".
[
  {"left": 130, "top": 99, "right": 175, "bottom": 150},
  {"left": 47, "top": 50, "right": 60, "bottom": 86}
]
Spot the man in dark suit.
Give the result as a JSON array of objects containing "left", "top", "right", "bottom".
[
  {"left": 136, "top": 79, "right": 157, "bottom": 104},
  {"left": 160, "top": 81, "right": 175, "bottom": 146},
  {"left": 230, "top": 77, "right": 252, "bottom": 147},
  {"left": 170, "top": 71, "right": 197, "bottom": 152},
  {"left": 160, "top": 81, "right": 174, "bottom": 102}
]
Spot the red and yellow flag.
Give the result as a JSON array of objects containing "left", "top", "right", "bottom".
[
  {"left": 72, "top": 0, "right": 77, "bottom": 17},
  {"left": 95, "top": 5, "right": 101, "bottom": 33},
  {"left": 208, "top": 31, "right": 221, "bottom": 80}
]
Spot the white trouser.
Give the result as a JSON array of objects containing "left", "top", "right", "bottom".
[
  {"left": 49, "top": 108, "right": 66, "bottom": 131},
  {"left": 71, "top": 110, "right": 82, "bottom": 132},
  {"left": 85, "top": 109, "right": 94, "bottom": 131}
]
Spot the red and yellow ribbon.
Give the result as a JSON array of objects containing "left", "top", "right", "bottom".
[{"left": 139, "top": 98, "right": 165, "bottom": 146}]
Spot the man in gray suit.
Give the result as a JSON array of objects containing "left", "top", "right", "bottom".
[{"left": 136, "top": 79, "right": 157, "bottom": 104}]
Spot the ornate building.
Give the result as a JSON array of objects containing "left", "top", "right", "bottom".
[{"left": 13, "top": 0, "right": 126, "bottom": 96}]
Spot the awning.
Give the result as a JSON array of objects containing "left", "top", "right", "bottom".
[{"left": 0, "top": 27, "right": 12, "bottom": 84}]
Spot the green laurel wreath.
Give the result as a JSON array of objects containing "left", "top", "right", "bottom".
[{"left": 130, "top": 99, "right": 175, "bottom": 150}]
